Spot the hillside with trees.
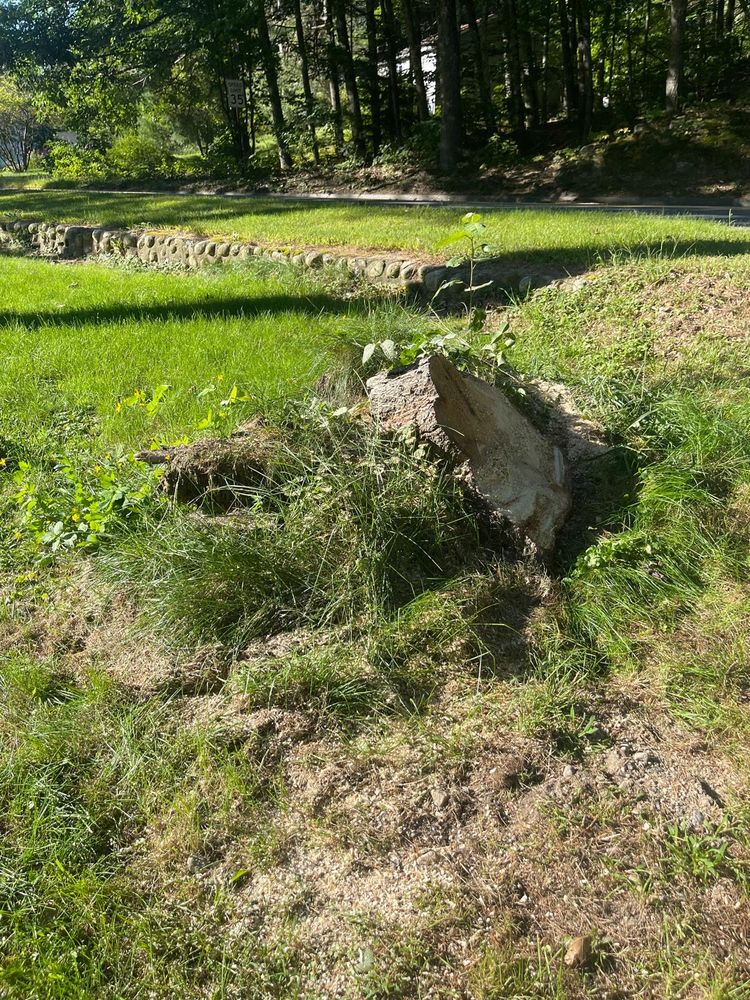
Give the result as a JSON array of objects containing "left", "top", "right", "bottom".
[{"left": 1, "top": 0, "right": 749, "bottom": 186}]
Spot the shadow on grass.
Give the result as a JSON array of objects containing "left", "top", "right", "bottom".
[
  {"left": 473, "top": 236, "right": 750, "bottom": 278},
  {"left": 0, "top": 292, "right": 355, "bottom": 328}
]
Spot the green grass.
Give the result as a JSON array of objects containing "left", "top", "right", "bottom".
[
  {"left": 2, "top": 243, "right": 750, "bottom": 996},
  {"left": 2, "top": 187, "right": 750, "bottom": 261},
  {"left": 0, "top": 251, "right": 398, "bottom": 450}
]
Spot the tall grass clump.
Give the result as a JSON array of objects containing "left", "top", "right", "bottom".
[
  {"left": 555, "top": 329, "right": 750, "bottom": 667},
  {"left": 103, "top": 419, "right": 488, "bottom": 654}
]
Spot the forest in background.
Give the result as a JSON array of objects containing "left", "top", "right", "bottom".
[{"left": 0, "top": 0, "right": 748, "bottom": 181}]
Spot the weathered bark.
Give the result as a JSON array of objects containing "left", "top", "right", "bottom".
[
  {"left": 332, "top": 0, "right": 367, "bottom": 159},
  {"left": 504, "top": 0, "right": 526, "bottom": 134},
  {"left": 666, "top": 0, "right": 688, "bottom": 116},
  {"left": 577, "top": 0, "right": 594, "bottom": 137},
  {"left": 465, "top": 0, "right": 496, "bottom": 134},
  {"left": 521, "top": 17, "right": 541, "bottom": 128},
  {"left": 642, "top": 0, "right": 652, "bottom": 97},
  {"left": 403, "top": 0, "right": 430, "bottom": 122},
  {"left": 381, "top": 0, "right": 403, "bottom": 142},
  {"left": 608, "top": 0, "right": 619, "bottom": 102},
  {"left": 541, "top": 0, "right": 552, "bottom": 120},
  {"left": 438, "top": 0, "right": 462, "bottom": 172},
  {"left": 364, "top": 0, "right": 382, "bottom": 154},
  {"left": 323, "top": 0, "right": 345, "bottom": 155},
  {"left": 256, "top": 1, "right": 292, "bottom": 169},
  {"left": 726, "top": 0, "right": 737, "bottom": 31},
  {"left": 558, "top": 0, "right": 578, "bottom": 116},
  {"left": 293, "top": 0, "right": 319, "bottom": 164}
]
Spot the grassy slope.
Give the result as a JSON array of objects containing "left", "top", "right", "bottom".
[
  {"left": 0, "top": 253, "right": 399, "bottom": 448},
  {"left": 1, "top": 243, "right": 750, "bottom": 997},
  {"left": 2, "top": 187, "right": 750, "bottom": 262}
]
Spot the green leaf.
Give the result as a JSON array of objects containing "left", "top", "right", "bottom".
[
  {"left": 362, "top": 343, "right": 376, "bottom": 365},
  {"left": 380, "top": 339, "right": 397, "bottom": 362},
  {"left": 436, "top": 231, "right": 468, "bottom": 249}
]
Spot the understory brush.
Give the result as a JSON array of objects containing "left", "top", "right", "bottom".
[{"left": 101, "top": 417, "right": 504, "bottom": 703}]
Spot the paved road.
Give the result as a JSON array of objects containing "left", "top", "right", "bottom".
[{"left": 3, "top": 184, "right": 750, "bottom": 226}]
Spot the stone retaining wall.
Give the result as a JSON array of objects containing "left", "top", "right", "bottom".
[
  {"left": 0, "top": 217, "right": 561, "bottom": 298},
  {"left": 0, "top": 218, "right": 456, "bottom": 296}
]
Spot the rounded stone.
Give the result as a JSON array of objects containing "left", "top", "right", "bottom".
[{"left": 423, "top": 267, "right": 447, "bottom": 293}]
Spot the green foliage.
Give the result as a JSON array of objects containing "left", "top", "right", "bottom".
[
  {"left": 664, "top": 822, "right": 748, "bottom": 886},
  {"left": 12, "top": 453, "right": 158, "bottom": 557},
  {"left": 0, "top": 74, "right": 49, "bottom": 172},
  {"left": 44, "top": 139, "right": 107, "bottom": 182},
  {"left": 103, "top": 418, "right": 482, "bottom": 651},
  {"left": 106, "top": 130, "right": 176, "bottom": 181},
  {"left": 45, "top": 132, "right": 176, "bottom": 183}
]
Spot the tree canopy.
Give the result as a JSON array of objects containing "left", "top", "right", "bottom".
[{"left": 0, "top": 0, "right": 747, "bottom": 175}]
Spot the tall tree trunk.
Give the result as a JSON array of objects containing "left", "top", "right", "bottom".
[
  {"left": 542, "top": 0, "right": 552, "bottom": 120},
  {"left": 323, "top": 0, "right": 345, "bottom": 155},
  {"left": 256, "top": 3, "right": 293, "bottom": 169},
  {"left": 666, "top": 0, "right": 688, "bottom": 116},
  {"left": 608, "top": 0, "right": 619, "bottom": 105},
  {"left": 504, "top": 0, "right": 526, "bottom": 134},
  {"left": 558, "top": 0, "right": 578, "bottom": 117},
  {"left": 626, "top": 4, "right": 635, "bottom": 113},
  {"left": 293, "top": 0, "right": 319, "bottom": 164},
  {"left": 381, "top": 0, "right": 403, "bottom": 143},
  {"left": 577, "top": 0, "right": 594, "bottom": 137},
  {"left": 642, "top": 0, "right": 652, "bottom": 100},
  {"left": 465, "top": 0, "right": 496, "bottom": 134},
  {"left": 403, "top": 0, "right": 430, "bottom": 121},
  {"left": 727, "top": 0, "right": 736, "bottom": 31},
  {"left": 364, "top": 0, "right": 382, "bottom": 154},
  {"left": 332, "top": 0, "right": 367, "bottom": 159},
  {"left": 438, "top": 0, "right": 462, "bottom": 172},
  {"left": 522, "top": 24, "right": 541, "bottom": 127},
  {"left": 596, "top": 4, "right": 609, "bottom": 112}
]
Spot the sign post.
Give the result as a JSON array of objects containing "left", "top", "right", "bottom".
[{"left": 225, "top": 79, "right": 246, "bottom": 111}]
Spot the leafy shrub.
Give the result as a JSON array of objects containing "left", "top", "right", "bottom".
[
  {"left": 13, "top": 453, "right": 160, "bottom": 559},
  {"left": 44, "top": 139, "right": 107, "bottom": 182},
  {"left": 105, "top": 130, "right": 176, "bottom": 181}
]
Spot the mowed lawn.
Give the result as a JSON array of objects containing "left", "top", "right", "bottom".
[
  {"left": 0, "top": 252, "right": 383, "bottom": 449},
  {"left": 2, "top": 187, "right": 750, "bottom": 262}
]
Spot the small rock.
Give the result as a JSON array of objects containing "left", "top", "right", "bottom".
[
  {"left": 430, "top": 788, "right": 450, "bottom": 809},
  {"left": 564, "top": 935, "right": 593, "bottom": 969},
  {"left": 562, "top": 764, "right": 576, "bottom": 779},
  {"left": 604, "top": 750, "right": 622, "bottom": 775},
  {"left": 689, "top": 809, "right": 705, "bottom": 830}
]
